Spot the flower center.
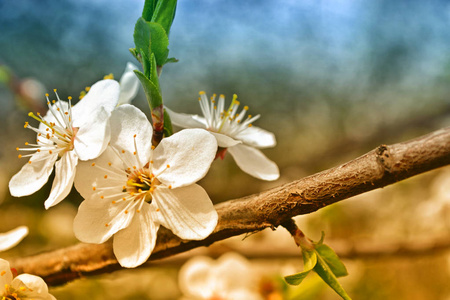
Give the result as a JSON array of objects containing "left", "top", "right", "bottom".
[
  {"left": 198, "top": 91, "right": 260, "bottom": 137},
  {"left": 125, "top": 167, "right": 160, "bottom": 203},
  {"left": 16, "top": 90, "right": 77, "bottom": 163}
]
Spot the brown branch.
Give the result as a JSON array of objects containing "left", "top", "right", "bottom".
[{"left": 10, "top": 127, "right": 450, "bottom": 286}]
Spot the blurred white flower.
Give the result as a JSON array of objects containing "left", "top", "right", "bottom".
[
  {"left": 0, "top": 258, "right": 56, "bottom": 300},
  {"left": 179, "top": 252, "right": 263, "bottom": 300},
  {"left": 73, "top": 104, "right": 218, "bottom": 268},
  {"left": 0, "top": 226, "right": 28, "bottom": 252},
  {"left": 9, "top": 79, "right": 120, "bottom": 209},
  {"left": 118, "top": 62, "right": 139, "bottom": 105},
  {"left": 166, "top": 92, "right": 279, "bottom": 181}
]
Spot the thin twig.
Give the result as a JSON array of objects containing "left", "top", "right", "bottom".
[{"left": 9, "top": 127, "right": 450, "bottom": 286}]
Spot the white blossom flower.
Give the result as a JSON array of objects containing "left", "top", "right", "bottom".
[
  {"left": 0, "top": 226, "right": 28, "bottom": 252},
  {"left": 118, "top": 62, "right": 139, "bottom": 105},
  {"left": 9, "top": 79, "right": 120, "bottom": 209},
  {"left": 73, "top": 104, "right": 218, "bottom": 268},
  {"left": 179, "top": 253, "right": 263, "bottom": 300},
  {"left": 0, "top": 258, "right": 56, "bottom": 300},
  {"left": 166, "top": 92, "right": 279, "bottom": 181}
]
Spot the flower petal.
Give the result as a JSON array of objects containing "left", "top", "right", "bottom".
[
  {"left": 74, "top": 146, "right": 125, "bottom": 199},
  {"left": 178, "top": 256, "right": 215, "bottom": 298},
  {"left": 71, "top": 79, "right": 120, "bottom": 127},
  {"left": 228, "top": 144, "right": 279, "bottom": 181},
  {"left": 113, "top": 203, "right": 159, "bottom": 268},
  {"left": 234, "top": 126, "right": 276, "bottom": 149},
  {"left": 165, "top": 106, "right": 207, "bottom": 129},
  {"left": 210, "top": 132, "right": 241, "bottom": 148},
  {"left": 118, "top": 62, "right": 139, "bottom": 105},
  {"left": 13, "top": 274, "right": 49, "bottom": 295},
  {"left": 44, "top": 151, "right": 78, "bottom": 209},
  {"left": 154, "top": 184, "right": 217, "bottom": 240},
  {"left": 109, "top": 104, "right": 153, "bottom": 167},
  {"left": 73, "top": 106, "right": 111, "bottom": 161},
  {"left": 73, "top": 197, "right": 135, "bottom": 244},
  {"left": 0, "top": 259, "right": 13, "bottom": 286},
  {"left": 153, "top": 129, "right": 217, "bottom": 188},
  {"left": 0, "top": 226, "right": 28, "bottom": 252},
  {"left": 9, "top": 151, "right": 58, "bottom": 197}
]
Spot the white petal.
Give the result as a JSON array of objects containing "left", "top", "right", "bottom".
[
  {"left": 13, "top": 274, "right": 49, "bottom": 295},
  {"left": 72, "top": 79, "right": 120, "bottom": 127},
  {"left": 153, "top": 129, "right": 217, "bottom": 188},
  {"left": 165, "top": 106, "right": 207, "bottom": 129},
  {"left": 234, "top": 126, "right": 276, "bottom": 149},
  {"left": 228, "top": 144, "right": 279, "bottom": 181},
  {"left": 73, "top": 197, "right": 135, "bottom": 244},
  {"left": 118, "top": 62, "right": 139, "bottom": 105},
  {"left": 0, "top": 226, "right": 28, "bottom": 252},
  {"left": 9, "top": 151, "right": 58, "bottom": 197},
  {"left": 74, "top": 147, "right": 126, "bottom": 200},
  {"left": 113, "top": 203, "right": 159, "bottom": 268},
  {"left": 74, "top": 147, "right": 126, "bottom": 199},
  {"left": 210, "top": 132, "right": 241, "bottom": 148},
  {"left": 0, "top": 259, "right": 13, "bottom": 286},
  {"left": 109, "top": 104, "right": 153, "bottom": 166},
  {"left": 73, "top": 106, "right": 111, "bottom": 161},
  {"left": 44, "top": 151, "right": 78, "bottom": 209},
  {"left": 154, "top": 184, "right": 217, "bottom": 240}
]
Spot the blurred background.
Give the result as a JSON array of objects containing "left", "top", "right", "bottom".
[{"left": 0, "top": 0, "right": 449, "bottom": 299}]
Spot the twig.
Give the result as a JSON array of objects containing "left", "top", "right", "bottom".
[{"left": 9, "top": 127, "right": 450, "bottom": 286}]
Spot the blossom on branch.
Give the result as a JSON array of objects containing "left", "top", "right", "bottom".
[
  {"left": 73, "top": 104, "right": 218, "bottom": 268},
  {"left": 9, "top": 79, "right": 120, "bottom": 209},
  {"left": 0, "top": 258, "right": 56, "bottom": 300},
  {"left": 166, "top": 92, "right": 279, "bottom": 181}
]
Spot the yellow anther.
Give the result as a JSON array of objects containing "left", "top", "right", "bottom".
[
  {"left": 104, "top": 175, "right": 108, "bottom": 179},
  {"left": 248, "top": 115, "right": 252, "bottom": 118},
  {"left": 49, "top": 150, "right": 53, "bottom": 154},
  {"left": 112, "top": 201, "right": 116, "bottom": 204},
  {"left": 156, "top": 208, "right": 160, "bottom": 212},
  {"left": 91, "top": 163, "right": 95, "bottom": 166},
  {"left": 150, "top": 160, "right": 154, "bottom": 164},
  {"left": 64, "top": 112, "right": 69, "bottom": 115},
  {"left": 166, "top": 164, "right": 170, "bottom": 168},
  {"left": 133, "top": 152, "right": 136, "bottom": 155},
  {"left": 168, "top": 185, "right": 172, "bottom": 189},
  {"left": 28, "top": 161, "right": 32, "bottom": 164},
  {"left": 53, "top": 89, "right": 57, "bottom": 92},
  {"left": 18, "top": 154, "right": 22, "bottom": 158},
  {"left": 45, "top": 93, "right": 49, "bottom": 97},
  {"left": 248, "top": 124, "right": 253, "bottom": 127},
  {"left": 68, "top": 96, "right": 72, "bottom": 100},
  {"left": 138, "top": 189, "right": 142, "bottom": 193},
  {"left": 151, "top": 146, "right": 155, "bottom": 150},
  {"left": 105, "top": 224, "right": 109, "bottom": 227},
  {"left": 52, "top": 100, "right": 56, "bottom": 104},
  {"left": 24, "top": 122, "right": 29, "bottom": 128},
  {"left": 108, "top": 162, "right": 112, "bottom": 166},
  {"left": 121, "top": 150, "right": 125, "bottom": 153},
  {"left": 37, "top": 112, "right": 41, "bottom": 116},
  {"left": 85, "top": 86, "right": 90, "bottom": 92},
  {"left": 199, "top": 91, "right": 206, "bottom": 95},
  {"left": 25, "top": 142, "right": 28, "bottom": 145},
  {"left": 133, "top": 134, "right": 137, "bottom": 138},
  {"left": 133, "top": 166, "right": 136, "bottom": 169},
  {"left": 92, "top": 187, "right": 96, "bottom": 191},
  {"left": 37, "top": 149, "right": 41, "bottom": 152},
  {"left": 20, "top": 287, "right": 26, "bottom": 291},
  {"left": 122, "top": 197, "right": 126, "bottom": 201},
  {"left": 137, "top": 209, "right": 140, "bottom": 213},
  {"left": 100, "top": 195, "right": 104, "bottom": 199},
  {"left": 124, "top": 210, "right": 128, "bottom": 214},
  {"left": 1, "top": 271, "right": 6, "bottom": 276},
  {"left": 220, "top": 94, "right": 225, "bottom": 98},
  {"left": 103, "top": 73, "right": 114, "bottom": 80},
  {"left": 244, "top": 106, "right": 249, "bottom": 110},
  {"left": 16, "top": 147, "right": 19, "bottom": 151}
]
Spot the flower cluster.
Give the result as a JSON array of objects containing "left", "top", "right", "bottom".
[{"left": 8, "top": 64, "right": 279, "bottom": 271}]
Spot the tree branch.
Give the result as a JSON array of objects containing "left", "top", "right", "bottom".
[{"left": 10, "top": 127, "right": 450, "bottom": 286}]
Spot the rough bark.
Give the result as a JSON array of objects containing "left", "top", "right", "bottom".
[{"left": 10, "top": 127, "right": 450, "bottom": 286}]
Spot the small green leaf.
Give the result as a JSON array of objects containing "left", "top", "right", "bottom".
[
  {"left": 284, "top": 250, "right": 317, "bottom": 286},
  {"left": 151, "top": 0, "right": 177, "bottom": 36},
  {"left": 165, "top": 57, "right": 179, "bottom": 64},
  {"left": 148, "top": 22, "right": 170, "bottom": 66},
  {"left": 149, "top": 53, "right": 160, "bottom": 90},
  {"left": 142, "top": 0, "right": 158, "bottom": 21},
  {"left": 316, "top": 244, "right": 348, "bottom": 277},
  {"left": 129, "top": 48, "right": 140, "bottom": 62},
  {"left": 134, "top": 70, "right": 162, "bottom": 110},
  {"left": 134, "top": 17, "right": 152, "bottom": 60},
  {"left": 163, "top": 108, "right": 173, "bottom": 137},
  {"left": 314, "top": 252, "right": 352, "bottom": 300}
]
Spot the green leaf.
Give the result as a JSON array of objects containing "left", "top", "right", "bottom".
[
  {"left": 163, "top": 108, "right": 173, "bottom": 137},
  {"left": 142, "top": 0, "right": 158, "bottom": 21},
  {"left": 134, "top": 17, "right": 152, "bottom": 61},
  {"left": 129, "top": 48, "right": 140, "bottom": 62},
  {"left": 134, "top": 70, "right": 162, "bottom": 110},
  {"left": 147, "top": 22, "right": 170, "bottom": 66},
  {"left": 165, "top": 57, "right": 179, "bottom": 64},
  {"left": 151, "top": 0, "right": 177, "bottom": 36},
  {"left": 284, "top": 250, "right": 317, "bottom": 286},
  {"left": 316, "top": 244, "right": 348, "bottom": 277},
  {"left": 149, "top": 53, "right": 160, "bottom": 90},
  {"left": 314, "top": 252, "right": 352, "bottom": 300}
]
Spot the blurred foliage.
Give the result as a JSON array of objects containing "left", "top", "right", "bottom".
[{"left": 0, "top": 0, "right": 449, "bottom": 299}]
